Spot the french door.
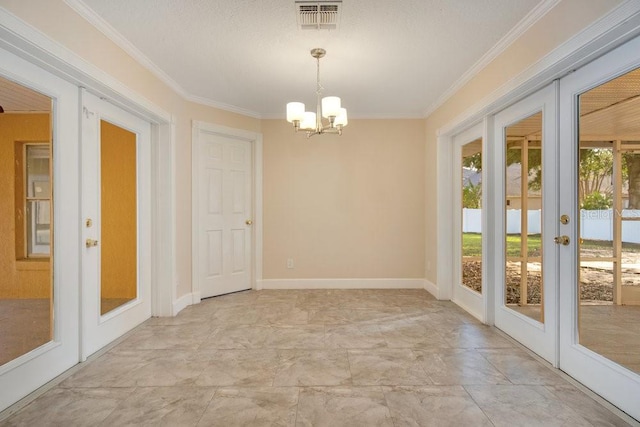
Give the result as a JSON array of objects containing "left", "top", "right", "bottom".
[
  {"left": 558, "top": 35, "right": 640, "bottom": 421},
  {"left": 80, "top": 91, "right": 151, "bottom": 359},
  {"left": 492, "top": 82, "right": 559, "bottom": 365},
  {"left": 0, "top": 48, "right": 79, "bottom": 411}
]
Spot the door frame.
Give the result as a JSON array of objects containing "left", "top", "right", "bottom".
[{"left": 191, "top": 121, "right": 263, "bottom": 303}]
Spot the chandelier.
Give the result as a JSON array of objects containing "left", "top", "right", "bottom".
[{"left": 286, "top": 48, "right": 348, "bottom": 137}]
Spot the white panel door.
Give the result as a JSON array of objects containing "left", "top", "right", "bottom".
[
  {"left": 198, "top": 132, "right": 252, "bottom": 298},
  {"left": 0, "top": 48, "right": 79, "bottom": 412},
  {"left": 558, "top": 34, "right": 640, "bottom": 421},
  {"left": 80, "top": 91, "right": 151, "bottom": 360},
  {"left": 492, "top": 82, "right": 558, "bottom": 365}
]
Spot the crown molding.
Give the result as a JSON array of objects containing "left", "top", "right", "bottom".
[
  {"left": 185, "top": 94, "right": 262, "bottom": 119},
  {"left": 63, "top": 0, "right": 188, "bottom": 98},
  {"left": 423, "top": 0, "right": 560, "bottom": 118},
  {"left": 64, "top": 0, "right": 262, "bottom": 119}
]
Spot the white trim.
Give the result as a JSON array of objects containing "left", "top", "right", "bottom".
[
  {"left": 452, "top": 296, "right": 483, "bottom": 323},
  {"left": 437, "top": 1, "right": 640, "bottom": 137},
  {"left": 423, "top": 279, "right": 438, "bottom": 298},
  {"left": 259, "top": 278, "right": 426, "bottom": 290},
  {"left": 172, "top": 292, "right": 194, "bottom": 315},
  {"left": 436, "top": 133, "right": 453, "bottom": 301},
  {"left": 151, "top": 119, "right": 177, "bottom": 317},
  {"left": 185, "top": 94, "right": 262, "bottom": 119},
  {"left": 191, "top": 121, "right": 263, "bottom": 301},
  {"left": 424, "top": 0, "right": 560, "bottom": 117}
]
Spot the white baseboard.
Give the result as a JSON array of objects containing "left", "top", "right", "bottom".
[
  {"left": 258, "top": 278, "right": 426, "bottom": 290},
  {"left": 423, "top": 279, "right": 439, "bottom": 298},
  {"left": 172, "top": 292, "right": 194, "bottom": 316}
]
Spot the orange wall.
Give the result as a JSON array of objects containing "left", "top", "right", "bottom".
[
  {"left": 100, "top": 120, "right": 137, "bottom": 299},
  {"left": 262, "top": 119, "right": 425, "bottom": 279},
  {"left": 0, "top": 114, "right": 51, "bottom": 299}
]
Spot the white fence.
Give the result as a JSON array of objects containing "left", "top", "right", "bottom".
[{"left": 462, "top": 208, "right": 640, "bottom": 244}]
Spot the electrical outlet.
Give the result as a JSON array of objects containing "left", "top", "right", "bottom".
[{"left": 287, "top": 258, "right": 294, "bottom": 269}]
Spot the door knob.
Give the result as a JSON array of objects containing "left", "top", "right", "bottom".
[
  {"left": 86, "top": 238, "right": 99, "bottom": 248},
  {"left": 245, "top": 220, "right": 253, "bottom": 225},
  {"left": 554, "top": 235, "right": 570, "bottom": 246}
]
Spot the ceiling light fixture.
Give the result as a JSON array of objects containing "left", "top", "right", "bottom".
[{"left": 286, "top": 48, "right": 347, "bottom": 137}]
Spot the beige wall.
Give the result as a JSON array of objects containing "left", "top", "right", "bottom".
[
  {"left": 0, "top": 114, "right": 51, "bottom": 299},
  {"left": 424, "top": 0, "right": 622, "bottom": 285},
  {"left": 262, "top": 119, "right": 425, "bottom": 279}
]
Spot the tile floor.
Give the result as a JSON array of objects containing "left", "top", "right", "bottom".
[{"left": 1, "top": 289, "right": 636, "bottom": 426}]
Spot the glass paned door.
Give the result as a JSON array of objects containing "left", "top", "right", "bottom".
[
  {"left": 493, "top": 82, "right": 558, "bottom": 365},
  {"left": 0, "top": 48, "right": 79, "bottom": 412},
  {"left": 81, "top": 90, "right": 151, "bottom": 360},
  {"left": 452, "top": 122, "right": 485, "bottom": 320},
  {"left": 559, "top": 34, "right": 640, "bottom": 421}
]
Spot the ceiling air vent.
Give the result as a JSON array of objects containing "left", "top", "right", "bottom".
[{"left": 295, "top": 1, "right": 341, "bottom": 30}]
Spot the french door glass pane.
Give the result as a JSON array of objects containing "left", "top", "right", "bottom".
[
  {"left": 577, "top": 67, "right": 640, "bottom": 374},
  {"left": 100, "top": 120, "right": 137, "bottom": 315},
  {"left": 505, "top": 112, "right": 544, "bottom": 323},
  {"left": 461, "top": 138, "right": 482, "bottom": 293},
  {"left": 0, "top": 76, "right": 53, "bottom": 366}
]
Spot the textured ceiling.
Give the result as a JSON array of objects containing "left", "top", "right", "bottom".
[
  {"left": 75, "top": 0, "right": 543, "bottom": 119},
  {"left": 0, "top": 76, "right": 51, "bottom": 112}
]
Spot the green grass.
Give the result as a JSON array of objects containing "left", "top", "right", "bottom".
[
  {"left": 462, "top": 233, "right": 542, "bottom": 257},
  {"left": 462, "top": 233, "right": 640, "bottom": 257}
]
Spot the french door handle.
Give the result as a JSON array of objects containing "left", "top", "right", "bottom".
[
  {"left": 554, "top": 235, "right": 570, "bottom": 246},
  {"left": 85, "top": 238, "right": 99, "bottom": 248}
]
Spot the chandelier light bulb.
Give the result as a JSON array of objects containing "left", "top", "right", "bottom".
[
  {"left": 321, "top": 96, "right": 341, "bottom": 118},
  {"left": 335, "top": 108, "right": 348, "bottom": 127},
  {"left": 286, "top": 102, "right": 305, "bottom": 123},
  {"left": 300, "top": 112, "right": 317, "bottom": 130}
]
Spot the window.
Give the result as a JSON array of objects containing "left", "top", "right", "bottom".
[{"left": 16, "top": 143, "right": 51, "bottom": 258}]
